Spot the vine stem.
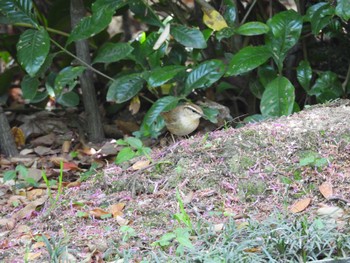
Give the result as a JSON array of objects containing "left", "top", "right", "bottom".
[
  {"left": 50, "top": 38, "right": 115, "bottom": 82},
  {"left": 241, "top": 0, "right": 258, "bottom": 25}
]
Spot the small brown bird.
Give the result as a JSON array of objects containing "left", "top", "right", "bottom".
[{"left": 161, "top": 103, "right": 203, "bottom": 136}]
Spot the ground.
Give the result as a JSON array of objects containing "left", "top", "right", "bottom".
[{"left": 1, "top": 100, "right": 350, "bottom": 262}]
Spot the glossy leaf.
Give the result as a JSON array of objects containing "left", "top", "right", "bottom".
[
  {"left": 258, "top": 65, "right": 277, "bottom": 87},
  {"left": 92, "top": 0, "right": 128, "bottom": 13},
  {"left": 54, "top": 66, "right": 85, "bottom": 94},
  {"left": 143, "top": 96, "right": 180, "bottom": 126},
  {"left": 305, "top": 3, "right": 334, "bottom": 35},
  {"left": 235, "top": 22, "right": 269, "bottom": 36},
  {"left": 215, "top": 27, "right": 235, "bottom": 41},
  {"left": 309, "top": 71, "right": 342, "bottom": 103},
  {"left": 147, "top": 65, "right": 185, "bottom": 88},
  {"left": 93, "top": 42, "right": 133, "bottom": 64},
  {"left": 336, "top": 0, "right": 350, "bottom": 21},
  {"left": 297, "top": 60, "right": 312, "bottom": 92},
  {"left": 266, "top": 10, "right": 302, "bottom": 71},
  {"left": 21, "top": 75, "right": 39, "bottom": 100},
  {"left": 260, "top": 76, "right": 295, "bottom": 117},
  {"left": 107, "top": 73, "right": 145, "bottom": 103},
  {"left": 67, "top": 8, "right": 114, "bottom": 44},
  {"left": 184, "top": 59, "right": 225, "bottom": 95},
  {"left": 129, "top": 0, "right": 163, "bottom": 27},
  {"left": 226, "top": 46, "right": 271, "bottom": 76},
  {"left": 170, "top": 25, "right": 207, "bottom": 49},
  {"left": 223, "top": 0, "right": 236, "bottom": 26},
  {"left": 0, "top": 0, "right": 38, "bottom": 27},
  {"left": 57, "top": 91, "right": 79, "bottom": 107},
  {"left": 17, "top": 28, "right": 50, "bottom": 77}
]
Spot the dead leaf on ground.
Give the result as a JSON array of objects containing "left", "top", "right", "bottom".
[
  {"left": 116, "top": 215, "right": 129, "bottom": 226},
  {"left": 13, "top": 195, "right": 48, "bottom": 220},
  {"left": 0, "top": 218, "right": 16, "bottom": 230},
  {"left": 27, "top": 189, "right": 44, "bottom": 200},
  {"left": 317, "top": 204, "right": 344, "bottom": 220},
  {"left": 31, "top": 133, "right": 56, "bottom": 146},
  {"left": 34, "top": 146, "right": 55, "bottom": 156},
  {"left": 289, "top": 198, "right": 311, "bottom": 213},
  {"left": 132, "top": 160, "right": 150, "bottom": 170},
  {"left": 88, "top": 208, "right": 111, "bottom": 219},
  {"left": 110, "top": 203, "right": 125, "bottom": 218},
  {"left": 26, "top": 252, "right": 42, "bottom": 261},
  {"left": 32, "top": 241, "right": 45, "bottom": 249},
  {"left": 50, "top": 156, "right": 68, "bottom": 167},
  {"left": 319, "top": 182, "right": 333, "bottom": 199}
]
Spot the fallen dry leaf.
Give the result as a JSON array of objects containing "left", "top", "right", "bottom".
[
  {"left": 50, "top": 156, "right": 68, "bottom": 167},
  {"left": 0, "top": 218, "right": 16, "bottom": 230},
  {"left": 319, "top": 182, "right": 333, "bottom": 199},
  {"left": 32, "top": 241, "right": 45, "bottom": 249},
  {"left": 116, "top": 215, "right": 129, "bottom": 226},
  {"left": 26, "top": 252, "right": 42, "bottom": 261},
  {"left": 13, "top": 195, "right": 48, "bottom": 220},
  {"left": 89, "top": 208, "right": 111, "bottom": 219},
  {"left": 110, "top": 203, "right": 125, "bottom": 218},
  {"left": 132, "top": 160, "right": 150, "bottom": 170},
  {"left": 317, "top": 204, "right": 344, "bottom": 220},
  {"left": 27, "top": 189, "right": 44, "bottom": 201},
  {"left": 289, "top": 198, "right": 311, "bottom": 213}
]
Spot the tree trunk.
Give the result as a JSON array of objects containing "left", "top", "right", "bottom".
[
  {"left": 70, "top": 0, "right": 105, "bottom": 143},
  {"left": 0, "top": 106, "right": 18, "bottom": 157}
]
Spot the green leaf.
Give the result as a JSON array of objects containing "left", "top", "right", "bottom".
[
  {"left": 309, "top": 71, "right": 343, "bottom": 103},
  {"left": 67, "top": 9, "right": 114, "bottom": 44},
  {"left": 226, "top": 46, "right": 271, "bottom": 76},
  {"left": 152, "top": 232, "right": 176, "bottom": 247},
  {"left": 305, "top": 3, "right": 334, "bottom": 35},
  {"left": 17, "top": 28, "right": 50, "bottom": 77},
  {"left": 235, "top": 22, "right": 269, "bottom": 36},
  {"left": 116, "top": 147, "right": 135, "bottom": 164},
  {"left": 184, "top": 59, "right": 225, "bottom": 95},
  {"left": 56, "top": 91, "right": 79, "bottom": 107},
  {"left": 147, "top": 65, "right": 185, "bottom": 88},
  {"left": 223, "top": 1, "right": 236, "bottom": 27},
  {"left": 54, "top": 66, "right": 86, "bottom": 94},
  {"left": 297, "top": 60, "right": 312, "bottom": 92},
  {"left": 336, "top": 0, "right": 350, "bottom": 21},
  {"left": 107, "top": 73, "right": 145, "bottom": 103},
  {"left": 4, "top": 170, "right": 16, "bottom": 182},
  {"left": 31, "top": 91, "right": 48, "bottom": 104},
  {"left": 92, "top": 0, "right": 128, "bottom": 13},
  {"left": 266, "top": 10, "right": 302, "bottom": 71},
  {"left": 129, "top": 0, "right": 163, "bottom": 27},
  {"left": 171, "top": 25, "right": 207, "bottom": 49},
  {"left": 215, "top": 27, "right": 235, "bottom": 41},
  {"left": 93, "top": 42, "right": 133, "bottom": 64},
  {"left": 260, "top": 76, "right": 295, "bottom": 117},
  {"left": 143, "top": 96, "right": 180, "bottom": 126},
  {"left": 0, "top": 0, "right": 38, "bottom": 27},
  {"left": 174, "top": 228, "right": 194, "bottom": 248},
  {"left": 125, "top": 137, "right": 143, "bottom": 149},
  {"left": 258, "top": 65, "right": 277, "bottom": 87},
  {"left": 21, "top": 75, "right": 39, "bottom": 100}
]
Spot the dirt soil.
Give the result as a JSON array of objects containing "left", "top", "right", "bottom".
[{"left": 1, "top": 99, "right": 350, "bottom": 262}]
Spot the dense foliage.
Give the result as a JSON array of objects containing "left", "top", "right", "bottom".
[{"left": 0, "top": 0, "right": 349, "bottom": 139}]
